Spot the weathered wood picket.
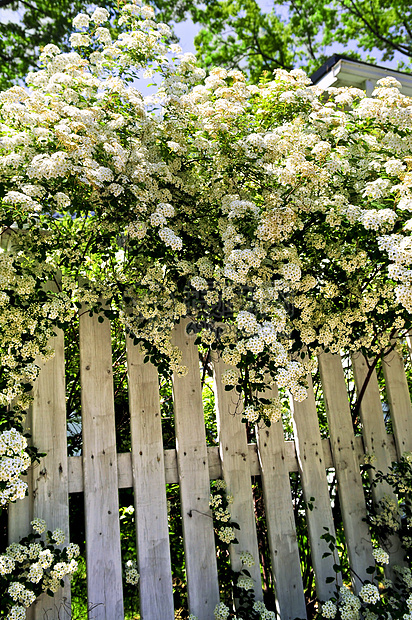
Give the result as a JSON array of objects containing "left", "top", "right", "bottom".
[{"left": 7, "top": 316, "right": 412, "bottom": 620}]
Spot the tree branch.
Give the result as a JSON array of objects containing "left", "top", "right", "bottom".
[
  {"left": 289, "top": 0, "right": 318, "bottom": 61},
  {"left": 339, "top": 0, "right": 412, "bottom": 57},
  {"left": 352, "top": 331, "right": 397, "bottom": 421},
  {"left": 251, "top": 30, "right": 291, "bottom": 69},
  {"left": 0, "top": 0, "right": 49, "bottom": 16}
]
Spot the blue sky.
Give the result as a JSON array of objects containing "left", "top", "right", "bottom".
[{"left": 172, "top": 0, "right": 288, "bottom": 56}]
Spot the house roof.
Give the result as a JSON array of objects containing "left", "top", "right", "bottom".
[{"left": 310, "top": 54, "right": 412, "bottom": 96}]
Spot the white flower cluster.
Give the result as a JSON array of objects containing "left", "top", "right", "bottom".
[
  {"left": 237, "top": 574, "right": 254, "bottom": 590},
  {"left": 6, "top": 605, "right": 26, "bottom": 620},
  {"left": 243, "top": 405, "right": 259, "bottom": 423},
  {"left": 262, "top": 398, "right": 282, "bottom": 423},
  {"left": 31, "top": 519, "right": 47, "bottom": 534},
  {"left": 125, "top": 559, "right": 139, "bottom": 585},
  {"left": 191, "top": 276, "right": 208, "bottom": 291},
  {"left": 51, "top": 528, "right": 65, "bottom": 545},
  {"left": 237, "top": 311, "right": 259, "bottom": 334},
  {"left": 214, "top": 507, "right": 231, "bottom": 522},
  {"left": 214, "top": 480, "right": 227, "bottom": 491},
  {"left": 221, "top": 368, "right": 238, "bottom": 386},
  {"left": 359, "top": 208, "right": 397, "bottom": 231},
  {"left": 339, "top": 586, "right": 361, "bottom": 620},
  {"left": 0, "top": 428, "right": 30, "bottom": 506},
  {"left": 214, "top": 602, "right": 230, "bottom": 620},
  {"left": 359, "top": 583, "right": 380, "bottom": 604},
  {"left": 239, "top": 551, "right": 255, "bottom": 567},
  {"left": 371, "top": 546, "right": 389, "bottom": 564},
  {"left": 322, "top": 600, "right": 337, "bottom": 619},
  {"left": 0, "top": 519, "right": 79, "bottom": 617},
  {"left": 371, "top": 495, "right": 400, "bottom": 530},
  {"left": 0, "top": 246, "right": 72, "bottom": 411},
  {"left": 66, "top": 543, "right": 80, "bottom": 560},
  {"left": 253, "top": 600, "right": 276, "bottom": 619},
  {"left": 396, "top": 566, "right": 412, "bottom": 590},
  {"left": 217, "top": 526, "right": 236, "bottom": 544},
  {"left": 210, "top": 493, "right": 223, "bottom": 510}
]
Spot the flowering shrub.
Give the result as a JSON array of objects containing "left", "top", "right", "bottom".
[
  {"left": 1, "top": 0, "right": 412, "bottom": 613},
  {"left": 1, "top": 0, "right": 412, "bottom": 432},
  {"left": 318, "top": 454, "right": 412, "bottom": 619},
  {"left": 0, "top": 519, "right": 79, "bottom": 619}
]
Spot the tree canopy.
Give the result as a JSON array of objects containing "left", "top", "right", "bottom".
[
  {"left": 190, "top": 0, "right": 412, "bottom": 81},
  {"left": 1, "top": 0, "right": 412, "bottom": 90}
]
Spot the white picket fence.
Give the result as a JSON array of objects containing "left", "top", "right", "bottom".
[{"left": 8, "top": 314, "right": 412, "bottom": 620}]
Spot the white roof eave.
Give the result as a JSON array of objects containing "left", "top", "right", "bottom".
[{"left": 313, "top": 58, "right": 412, "bottom": 97}]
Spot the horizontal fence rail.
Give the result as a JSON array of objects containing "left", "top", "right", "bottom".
[{"left": 7, "top": 316, "right": 412, "bottom": 620}]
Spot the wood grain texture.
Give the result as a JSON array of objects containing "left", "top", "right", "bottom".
[
  {"left": 31, "top": 327, "right": 71, "bottom": 619},
  {"left": 80, "top": 311, "right": 124, "bottom": 620},
  {"left": 67, "top": 434, "right": 389, "bottom": 493},
  {"left": 290, "top": 372, "right": 338, "bottom": 601},
  {"left": 352, "top": 352, "right": 404, "bottom": 570},
  {"left": 213, "top": 358, "right": 262, "bottom": 601},
  {"left": 172, "top": 321, "right": 219, "bottom": 620},
  {"left": 256, "top": 385, "right": 306, "bottom": 620},
  {"left": 318, "top": 352, "right": 373, "bottom": 591},
  {"left": 351, "top": 353, "right": 392, "bottom": 476},
  {"left": 126, "top": 336, "right": 174, "bottom": 620},
  {"left": 382, "top": 346, "right": 412, "bottom": 456}
]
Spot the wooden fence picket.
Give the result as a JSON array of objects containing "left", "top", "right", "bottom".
[
  {"left": 318, "top": 352, "right": 373, "bottom": 591},
  {"left": 382, "top": 346, "right": 412, "bottom": 456},
  {"left": 126, "top": 335, "right": 174, "bottom": 620},
  {"left": 213, "top": 357, "right": 262, "bottom": 601},
  {"left": 79, "top": 311, "right": 124, "bottom": 620},
  {"left": 31, "top": 326, "right": 70, "bottom": 619},
  {"left": 289, "top": 372, "right": 338, "bottom": 601},
  {"left": 172, "top": 321, "right": 220, "bottom": 620},
  {"left": 256, "top": 385, "right": 307, "bottom": 620},
  {"left": 351, "top": 352, "right": 393, "bottom": 478}
]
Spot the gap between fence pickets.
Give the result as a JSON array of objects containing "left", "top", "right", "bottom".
[{"left": 66, "top": 435, "right": 397, "bottom": 493}]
